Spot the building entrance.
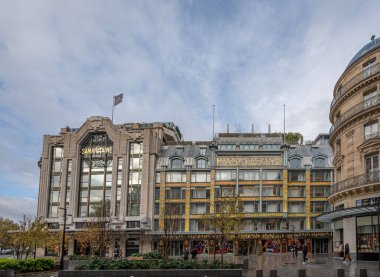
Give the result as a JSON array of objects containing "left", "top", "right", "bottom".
[{"left": 311, "top": 238, "right": 329, "bottom": 254}]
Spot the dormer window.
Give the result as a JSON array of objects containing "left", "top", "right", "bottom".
[
  {"left": 362, "top": 58, "right": 376, "bottom": 70},
  {"left": 199, "top": 148, "right": 206, "bottom": 155},
  {"left": 171, "top": 158, "right": 183, "bottom": 169},
  {"left": 289, "top": 158, "right": 301, "bottom": 168},
  {"left": 196, "top": 159, "right": 207, "bottom": 168},
  {"left": 314, "top": 158, "right": 326, "bottom": 168}
]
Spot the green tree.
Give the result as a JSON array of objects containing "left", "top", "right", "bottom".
[
  {"left": 204, "top": 195, "right": 243, "bottom": 266},
  {"left": 285, "top": 132, "right": 303, "bottom": 145}
]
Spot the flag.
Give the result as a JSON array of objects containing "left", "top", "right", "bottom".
[{"left": 113, "top": 93, "right": 123, "bottom": 106}]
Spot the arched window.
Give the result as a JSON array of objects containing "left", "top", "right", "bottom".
[
  {"left": 314, "top": 158, "right": 326, "bottom": 168},
  {"left": 196, "top": 159, "right": 206, "bottom": 168},
  {"left": 289, "top": 158, "right": 301, "bottom": 168},
  {"left": 171, "top": 158, "right": 183, "bottom": 169}
]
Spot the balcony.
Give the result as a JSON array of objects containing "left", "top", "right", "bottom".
[
  {"left": 330, "top": 95, "right": 379, "bottom": 135},
  {"left": 364, "top": 131, "right": 380, "bottom": 141},
  {"left": 330, "top": 170, "right": 380, "bottom": 196},
  {"left": 330, "top": 63, "right": 380, "bottom": 110}
]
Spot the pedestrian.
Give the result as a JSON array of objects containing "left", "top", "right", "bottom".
[
  {"left": 293, "top": 242, "right": 298, "bottom": 257},
  {"left": 184, "top": 248, "right": 189, "bottom": 261},
  {"left": 338, "top": 243, "right": 344, "bottom": 257},
  {"left": 302, "top": 244, "right": 308, "bottom": 264},
  {"left": 343, "top": 243, "right": 351, "bottom": 262},
  {"left": 191, "top": 247, "right": 198, "bottom": 260}
]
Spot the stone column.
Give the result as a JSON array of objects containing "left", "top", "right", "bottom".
[
  {"left": 305, "top": 166, "right": 311, "bottom": 230},
  {"left": 185, "top": 167, "right": 191, "bottom": 232},
  {"left": 210, "top": 169, "right": 215, "bottom": 213},
  {"left": 283, "top": 169, "right": 288, "bottom": 214}
]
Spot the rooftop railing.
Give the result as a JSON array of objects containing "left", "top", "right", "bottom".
[
  {"left": 329, "top": 95, "right": 379, "bottom": 134},
  {"left": 330, "top": 170, "right": 380, "bottom": 195},
  {"left": 330, "top": 62, "right": 380, "bottom": 110}
]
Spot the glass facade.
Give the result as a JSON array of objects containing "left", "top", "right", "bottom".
[
  {"left": 78, "top": 133, "right": 113, "bottom": 217},
  {"left": 127, "top": 142, "right": 143, "bottom": 216},
  {"left": 48, "top": 146, "right": 63, "bottom": 218}
]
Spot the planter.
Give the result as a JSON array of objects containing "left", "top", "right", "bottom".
[{"left": 58, "top": 269, "right": 243, "bottom": 277}]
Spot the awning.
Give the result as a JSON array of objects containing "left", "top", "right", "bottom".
[{"left": 316, "top": 205, "right": 379, "bottom": 222}]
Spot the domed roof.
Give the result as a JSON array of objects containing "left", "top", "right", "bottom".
[{"left": 346, "top": 37, "right": 380, "bottom": 69}]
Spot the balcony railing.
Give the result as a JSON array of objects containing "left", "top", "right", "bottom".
[
  {"left": 330, "top": 170, "right": 380, "bottom": 195},
  {"left": 330, "top": 62, "right": 380, "bottom": 110},
  {"left": 364, "top": 131, "right": 380, "bottom": 141},
  {"left": 330, "top": 95, "right": 379, "bottom": 134}
]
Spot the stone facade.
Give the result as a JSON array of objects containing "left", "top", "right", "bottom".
[{"left": 319, "top": 37, "right": 380, "bottom": 261}]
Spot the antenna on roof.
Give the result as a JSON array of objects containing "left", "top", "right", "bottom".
[
  {"left": 268, "top": 123, "right": 271, "bottom": 134},
  {"left": 371, "top": 35, "right": 376, "bottom": 41},
  {"left": 227, "top": 124, "right": 229, "bottom": 133},
  {"left": 251, "top": 124, "right": 254, "bottom": 133}
]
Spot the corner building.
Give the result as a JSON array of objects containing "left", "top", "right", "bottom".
[
  {"left": 317, "top": 38, "right": 380, "bottom": 261},
  {"left": 37, "top": 116, "right": 333, "bottom": 257}
]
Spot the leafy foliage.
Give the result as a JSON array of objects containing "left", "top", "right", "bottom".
[
  {"left": 76, "top": 258, "right": 236, "bottom": 270},
  {"left": 285, "top": 132, "right": 303, "bottom": 145},
  {"left": 0, "top": 258, "right": 55, "bottom": 273}
]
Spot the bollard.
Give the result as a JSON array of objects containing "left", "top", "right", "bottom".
[
  {"left": 359, "top": 268, "right": 367, "bottom": 277},
  {"left": 269, "top": 269, "right": 277, "bottom": 277},
  {"left": 298, "top": 269, "right": 306, "bottom": 277},
  {"left": 243, "top": 258, "right": 249, "bottom": 270},
  {"left": 256, "top": 269, "right": 263, "bottom": 277},
  {"left": 337, "top": 268, "right": 345, "bottom": 277}
]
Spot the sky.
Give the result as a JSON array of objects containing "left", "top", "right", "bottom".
[{"left": 0, "top": 0, "right": 379, "bottom": 220}]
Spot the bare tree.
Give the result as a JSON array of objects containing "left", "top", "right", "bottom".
[{"left": 161, "top": 203, "right": 182, "bottom": 260}]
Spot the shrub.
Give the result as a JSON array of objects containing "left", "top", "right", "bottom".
[
  {"left": 0, "top": 258, "right": 55, "bottom": 273},
  {"left": 142, "top": 251, "right": 162, "bottom": 260}
]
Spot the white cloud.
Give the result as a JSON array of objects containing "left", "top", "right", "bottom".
[
  {"left": 0, "top": 196, "right": 37, "bottom": 220},
  {"left": 0, "top": 0, "right": 380, "bottom": 218}
]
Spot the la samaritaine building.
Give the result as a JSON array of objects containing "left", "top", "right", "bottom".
[{"left": 37, "top": 116, "right": 333, "bottom": 257}]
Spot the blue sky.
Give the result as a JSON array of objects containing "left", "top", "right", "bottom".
[{"left": 0, "top": 0, "right": 379, "bottom": 219}]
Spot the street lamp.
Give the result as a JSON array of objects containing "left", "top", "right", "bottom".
[
  {"left": 58, "top": 206, "right": 71, "bottom": 270},
  {"left": 290, "top": 225, "right": 295, "bottom": 258}
]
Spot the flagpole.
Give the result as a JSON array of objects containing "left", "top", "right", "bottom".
[{"left": 112, "top": 96, "right": 115, "bottom": 123}]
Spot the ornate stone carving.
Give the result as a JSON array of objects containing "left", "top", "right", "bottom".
[
  {"left": 345, "top": 129, "right": 355, "bottom": 138},
  {"left": 216, "top": 156, "right": 282, "bottom": 166}
]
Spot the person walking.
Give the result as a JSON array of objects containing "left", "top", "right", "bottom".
[
  {"left": 302, "top": 244, "right": 308, "bottom": 264},
  {"left": 183, "top": 248, "right": 189, "bottom": 260},
  {"left": 343, "top": 243, "right": 352, "bottom": 262},
  {"left": 191, "top": 247, "right": 198, "bottom": 260},
  {"left": 338, "top": 243, "right": 344, "bottom": 257}
]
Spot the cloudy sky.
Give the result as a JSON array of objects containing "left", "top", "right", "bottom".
[{"left": 0, "top": 0, "right": 379, "bottom": 219}]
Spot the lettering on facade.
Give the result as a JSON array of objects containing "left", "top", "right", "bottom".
[
  {"left": 216, "top": 156, "right": 282, "bottom": 166},
  {"left": 81, "top": 146, "right": 113, "bottom": 155}
]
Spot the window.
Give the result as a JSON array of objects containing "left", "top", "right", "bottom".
[
  {"left": 191, "top": 188, "right": 210, "bottom": 198},
  {"left": 171, "top": 158, "right": 183, "bottom": 168},
  {"left": 240, "top": 144, "right": 259, "bottom": 150},
  {"left": 190, "top": 220, "right": 208, "bottom": 231},
  {"left": 312, "top": 186, "right": 328, "bottom": 197},
  {"left": 288, "top": 186, "right": 305, "bottom": 197},
  {"left": 199, "top": 148, "right": 206, "bottom": 155},
  {"left": 362, "top": 58, "right": 376, "bottom": 70},
  {"left": 262, "top": 170, "right": 282, "bottom": 180},
  {"left": 166, "top": 172, "right": 186, "bottom": 182},
  {"left": 364, "top": 121, "right": 378, "bottom": 140},
  {"left": 238, "top": 185, "right": 259, "bottom": 196},
  {"left": 262, "top": 186, "right": 282, "bottom": 196},
  {"left": 191, "top": 172, "right": 210, "bottom": 182},
  {"left": 48, "top": 146, "right": 64, "bottom": 218},
  {"left": 165, "top": 203, "right": 185, "bottom": 215},
  {"left": 311, "top": 202, "right": 328, "bottom": 213},
  {"left": 288, "top": 170, "right": 305, "bottom": 182},
  {"left": 288, "top": 202, "right": 305, "bottom": 213},
  {"left": 127, "top": 142, "right": 143, "bottom": 216},
  {"left": 215, "top": 186, "right": 235, "bottom": 197},
  {"left": 155, "top": 172, "right": 161, "bottom": 183},
  {"left": 126, "top": 221, "right": 140, "bottom": 229},
  {"left": 356, "top": 197, "right": 380, "bottom": 207},
  {"left": 165, "top": 188, "right": 186, "bottom": 199},
  {"left": 196, "top": 159, "right": 207, "bottom": 168},
  {"left": 190, "top": 203, "right": 210, "bottom": 214},
  {"left": 219, "top": 144, "right": 236, "bottom": 150},
  {"left": 239, "top": 170, "right": 260, "bottom": 180},
  {"left": 365, "top": 153, "right": 379, "bottom": 173},
  {"left": 215, "top": 170, "right": 236, "bottom": 181},
  {"left": 313, "top": 158, "right": 326, "bottom": 168},
  {"left": 334, "top": 203, "right": 344, "bottom": 210},
  {"left": 363, "top": 88, "right": 377, "bottom": 108},
  {"left": 311, "top": 170, "right": 332, "bottom": 181},
  {"left": 243, "top": 202, "right": 259, "bottom": 213},
  {"left": 262, "top": 202, "right": 281, "bottom": 212},
  {"left": 289, "top": 158, "right": 301, "bottom": 168}
]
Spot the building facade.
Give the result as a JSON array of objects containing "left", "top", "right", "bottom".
[
  {"left": 317, "top": 38, "right": 380, "bottom": 261},
  {"left": 37, "top": 116, "right": 333, "bottom": 257}
]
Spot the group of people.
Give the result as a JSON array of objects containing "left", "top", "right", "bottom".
[
  {"left": 183, "top": 247, "right": 199, "bottom": 260},
  {"left": 338, "top": 242, "right": 352, "bottom": 262}
]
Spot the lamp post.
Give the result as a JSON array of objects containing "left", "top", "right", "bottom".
[
  {"left": 58, "top": 207, "right": 71, "bottom": 270},
  {"left": 290, "top": 225, "right": 295, "bottom": 258}
]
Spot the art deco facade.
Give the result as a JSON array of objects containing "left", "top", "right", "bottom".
[
  {"left": 37, "top": 116, "right": 333, "bottom": 257},
  {"left": 317, "top": 38, "right": 380, "bottom": 260}
]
